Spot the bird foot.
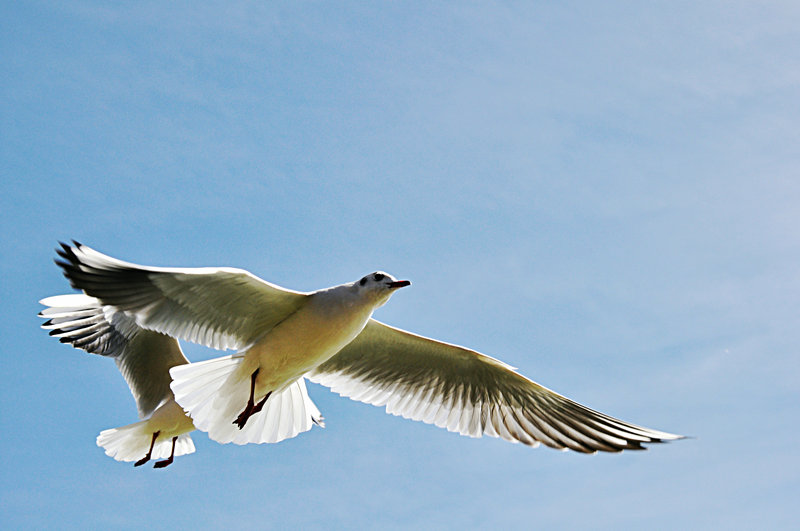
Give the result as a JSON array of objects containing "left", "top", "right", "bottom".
[
  {"left": 134, "top": 431, "right": 159, "bottom": 467},
  {"left": 153, "top": 457, "right": 173, "bottom": 469},
  {"left": 233, "top": 391, "right": 272, "bottom": 430},
  {"left": 251, "top": 392, "right": 270, "bottom": 415},
  {"left": 234, "top": 400, "right": 255, "bottom": 429}
]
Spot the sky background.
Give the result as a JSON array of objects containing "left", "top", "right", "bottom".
[{"left": 2, "top": 1, "right": 799, "bottom": 529}]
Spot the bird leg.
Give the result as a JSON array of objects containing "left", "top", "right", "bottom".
[
  {"left": 250, "top": 391, "right": 272, "bottom": 415},
  {"left": 134, "top": 431, "right": 160, "bottom": 467},
  {"left": 153, "top": 436, "right": 177, "bottom": 469},
  {"left": 234, "top": 369, "right": 261, "bottom": 429}
]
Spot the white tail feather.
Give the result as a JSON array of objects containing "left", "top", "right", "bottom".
[
  {"left": 96, "top": 421, "right": 195, "bottom": 462},
  {"left": 170, "top": 356, "right": 324, "bottom": 445}
]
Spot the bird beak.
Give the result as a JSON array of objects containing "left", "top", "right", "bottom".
[{"left": 388, "top": 280, "right": 411, "bottom": 289}]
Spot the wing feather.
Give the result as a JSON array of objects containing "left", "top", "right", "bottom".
[
  {"left": 309, "top": 319, "right": 683, "bottom": 453},
  {"left": 39, "top": 294, "right": 188, "bottom": 418},
  {"left": 55, "top": 242, "right": 309, "bottom": 350}
]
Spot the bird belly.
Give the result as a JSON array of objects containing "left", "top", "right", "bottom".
[
  {"left": 245, "top": 300, "right": 371, "bottom": 393},
  {"left": 147, "top": 398, "right": 195, "bottom": 438}
]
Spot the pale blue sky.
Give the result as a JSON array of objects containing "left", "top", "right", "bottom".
[{"left": 2, "top": 2, "right": 799, "bottom": 529}]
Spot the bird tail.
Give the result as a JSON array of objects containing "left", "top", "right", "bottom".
[
  {"left": 170, "top": 355, "right": 324, "bottom": 445},
  {"left": 96, "top": 420, "right": 195, "bottom": 463}
]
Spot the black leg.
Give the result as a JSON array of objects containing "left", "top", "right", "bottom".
[
  {"left": 234, "top": 369, "right": 260, "bottom": 429},
  {"left": 153, "top": 436, "right": 177, "bottom": 468},
  {"left": 134, "top": 431, "right": 160, "bottom": 467},
  {"left": 250, "top": 391, "right": 272, "bottom": 415}
]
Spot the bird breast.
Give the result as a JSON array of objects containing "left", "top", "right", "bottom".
[{"left": 246, "top": 290, "right": 374, "bottom": 391}]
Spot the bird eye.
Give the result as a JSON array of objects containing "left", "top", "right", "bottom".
[
  {"left": 373, "top": 273, "right": 385, "bottom": 281},
  {"left": 359, "top": 277, "right": 367, "bottom": 286}
]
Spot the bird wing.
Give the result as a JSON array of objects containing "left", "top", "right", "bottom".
[
  {"left": 55, "top": 242, "right": 309, "bottom": 350},
  {"left": 309, "top": 319, "right": 683, "bottom": 453},
  {"left": 40, "top": 294, "right": 189, "bottom": 419}
]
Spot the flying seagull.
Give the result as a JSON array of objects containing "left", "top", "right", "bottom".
[
  {"left": 54, "top": 241, "right": 683, "bottom": 453},
  {"left": 39, "top": 294, "right": 196, "bottom": 467}
]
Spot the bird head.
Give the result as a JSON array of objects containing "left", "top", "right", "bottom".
[{"left": 355, "top": 271, "right": 411, "bottom": 307}]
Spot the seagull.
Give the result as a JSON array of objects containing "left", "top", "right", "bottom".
[
  {"left": 39, "top": 294, "right": 197, "bottom": 467},
  {"left": 54, "top": 241, "right": 683, "bottom": 453}
]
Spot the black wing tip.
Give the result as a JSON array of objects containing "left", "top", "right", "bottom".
[
  {"left": 56, "top": 239, "right": 82, "bottom": 249},
  {"left": 56, "top": 241, "right": 72, "bottom": 256},
  {"left": 53, "top": 242, "right": 87, "bottom": 290},
  {"left": 55, "top": 241, "right": 85, "bottom": 261},
  {"left": 55, "top": 245, "right": 75, "bottom": 268}
]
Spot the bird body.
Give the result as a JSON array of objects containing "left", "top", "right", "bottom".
[
  {"left": 39, "top": 294, "right": 196, "bottom": 467},
  {"left": 241, "top": 283, "right": 379, "bottom": 398},
  {"left": 96, "top": 398, "right": 195, "bottom": 466},
  {"left": 169, "top": 275, "right": 404, "bottom": 444},
  {"left": 51, "top": 241, "right": 684, "bottom": 457}
]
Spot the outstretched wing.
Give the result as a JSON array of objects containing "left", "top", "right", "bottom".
[
  {"left": 40, "top": 294, "right": 188, "bottom": 418},
  {"left": 55, "top": 242, "right": 309, "bottom": 350},
  {"left": 309, "top": 319, "right": 683, "bottom": 453}
]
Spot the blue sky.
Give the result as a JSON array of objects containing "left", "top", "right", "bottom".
[{"left": 2, "top": 1, "right": 799, "bottom": 529}]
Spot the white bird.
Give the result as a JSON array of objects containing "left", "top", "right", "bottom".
[
  {"left": 39, "top": 294, "right": 196, "bottom": 467},
  {"left": 54, "top": 241, "right": 683, "bottom": 453}
]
